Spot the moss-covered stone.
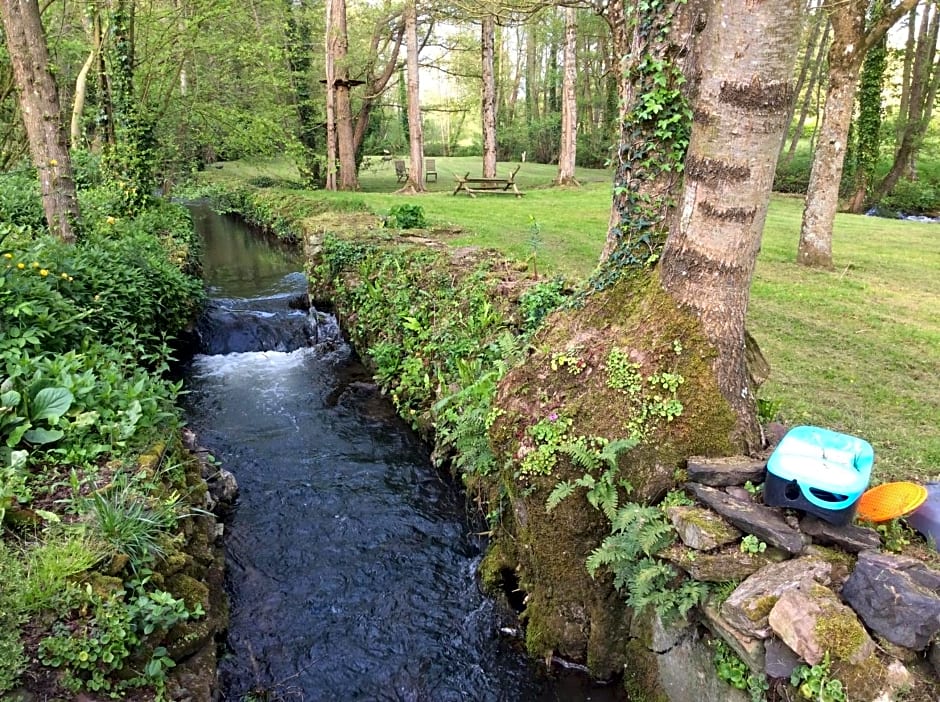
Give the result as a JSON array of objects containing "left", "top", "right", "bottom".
[{"left": 623, "top": 638, "right": 670, "bottom": 702}]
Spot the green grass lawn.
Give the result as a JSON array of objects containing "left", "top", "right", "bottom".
[{"left": 204, "top": 156, "right": 940, "bottom": 483}]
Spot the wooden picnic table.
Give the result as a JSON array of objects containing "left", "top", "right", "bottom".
[{"left": 453, "top": 165, "right": 523, "bottom": 197}]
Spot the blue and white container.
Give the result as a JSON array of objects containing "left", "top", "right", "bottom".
[{"left": 765, "top": 426, "right": 874, "bottom": 525}]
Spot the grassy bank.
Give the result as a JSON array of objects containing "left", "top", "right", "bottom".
[{"left": 197, "top": 157, "right": 940, "bottom": 483}]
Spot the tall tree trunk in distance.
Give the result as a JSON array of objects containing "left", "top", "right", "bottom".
[
  {"left": 399, "top": 0, "right": 424, "bottom": 192},
  {"left": 846, "top": 0, "right": 888, "bottom": 214},
  {"left": 660, "top": 0, "right": 803, "bottom": 450},
  {"left": 797, "top": 0, "right": 917, "bottom": 269},
  {"left": 71, "top": 47, "right": 97, "bottom": 147},
  {"left": 895, "top": 4, "right": 918, "bottom": 150},
  {"left": 351, "top": 17, "right": 404, "bottom": 160},
  {"left": 325, "top": 0, "right": 337, "bottom": 190},
  {"left": 331, "top": 0, "right": 359, "bottom": 190},
  {"left": 780, "top": 2, "right": 825, "bottom": 159},
  {"left": 0, "top": 0, "right": 81, "bottom": 243},
  {"left": 481, "top": 14, "right": 497, "bottom": 178},
  {"left": 784, "top": 20, "right": 830, "bottom": 164},
  {"left": 525, "top": 22, "right": 539, "bottom": 124},
  {"left": 874, "top": 1, "right": 940, "bottom": 200},
  {"left": 556, "top": 6, "right": 578, "bottom": 185},
  {"left": 287, "top": 0, "right": 322, "bottom": 186}
]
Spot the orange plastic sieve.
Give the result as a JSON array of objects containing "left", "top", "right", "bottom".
[{"left": 856, "top": 481, "right": 928, "bottom": 523}]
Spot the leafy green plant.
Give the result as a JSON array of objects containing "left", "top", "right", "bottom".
[
  {"left": 740, "top": 534, "right": 767, "bottom": 555},
  {"left": 713, "top": 639, "right": 768, "bottom": 701},
  {"left": 526, "top": 215, "right": 543, "bottom": 278},
  {"left": 518, "top": 278, "right": 567, "bottom": 333},
  {"left": 756, "top": 396, "right": 783, "bottom": 424},
  {"left": 0, "top": 541, "right": 27, "bottom": 693},
  {"left": 790, "top": 653, "right": 846, "bottom": 702},
  {"left": 385, "top": 203, "right": 428, "bottom": 229},
  {"left": 876, "top": 518, "right": 915, "bottom": 553},
  {"left": 660, "top": 488, "right": 695, "bottom": 508},
  {"left": 38, "top": 576, "right": 202, "bottom": 695}
]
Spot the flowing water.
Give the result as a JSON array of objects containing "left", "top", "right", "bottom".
[{"left": 182, "top": 203, "right": 626, "bottom": 701}]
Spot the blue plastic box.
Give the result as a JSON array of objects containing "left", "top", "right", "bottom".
[{"left": 765, "top": 426, "right": 874, "bottom": 525}]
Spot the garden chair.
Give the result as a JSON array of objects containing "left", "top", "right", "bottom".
[
  {"left": 394, "top": 159, "right": 407, "bottom": 183},
  {"left": 425, "top": 159, "right": 438, "bottom": 182}
]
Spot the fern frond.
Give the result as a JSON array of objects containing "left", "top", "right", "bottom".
[
  {"left": 599, "top": 437, "right": 639, "bottom": 470},
  {"left": 546, "top": 481, "right": 577, "bottom": 512},
  {"left": 558, "top": 441, "right": 601, "bottom": 471}
]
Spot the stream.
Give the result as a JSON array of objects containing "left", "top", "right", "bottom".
[{"left": 180, "top": 203, "right": 626, "bottom": 701}]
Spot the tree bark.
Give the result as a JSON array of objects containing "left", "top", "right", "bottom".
[
  {"left": 797, "top": 0, "right": 918, "bottom": 268},
  {"left": 873, "top": 1, "right": 939, "bottom": 201},
  {"left": 325, "top": 0, "right": 337, "bottom": 190},
  {"left": 556, "top": 6, "right": 579, "bottom": 186},
  {"left": 399, "top": 0, "right": 425, "bottom": 191},
  {"left": 481, "top": 14, "right": 497, "bottom": 178},
  {"left": 780, "top": 2, "right": 825, "bottom": 160},
  {"left": 0, "top": 0, "right": 81, "bottom": 243},
  {"left": 784, "top": 20, "right": 830, "bottom": 164},
  {"left": 660, "top": 0, "right": 804, "bottom": 450}
]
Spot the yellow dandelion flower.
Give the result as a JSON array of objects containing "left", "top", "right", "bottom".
[
  {"left": 2, "top": 253, "right": 11, "bottom": 259},
  {"left": 49, "top": 158, "right": 58, "bottom": 166},
  {"left": 40, "top": 269, "right": 49, "bottom": 277},
  {"left": 61, "top": 272, "right": 69, "bottom": 279},
  {"left": 106, "top": 216, "right": 116, "bottom": 225},
  {"left": 68, "top": 276, "right": 74, "bottom": 282},
  {"left": 17, "top": 262, "right": 25, "bottom": 269},
  {"left": 31, "top": 261, "right": 39, "bottom": 268}
]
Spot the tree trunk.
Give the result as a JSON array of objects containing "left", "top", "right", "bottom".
[
  {"left": 784, "top": 20, "right": 830, "bottom": 164},
  {"left": 846, "top": 1, "right": 888, "bottom": 214},
  {"left": 481, "top": 14, "right": 497, "bottom": 178},
  {"left": 556, "top": 6, "right": 578, "bottom": 186},
  {"left": 780, "top": 2, "right": 825, "bottom": 159},
  {"left": 330, "top": 0, "right": 358, "bottom": 191},
  {"left": 895, "top": 4, "right": 918, "bottom": 150},
  {"left": 324, "top": 0, "right": 337, "bottom": 190},
  {"left": 287, "top": 0, "right": 322, "bottom": 186},
  {"left": 399, "top": 0, "right": 424, "bottom": 191},
  {"left": 873, "top": 1, "right": 939, "bottom": 201},
  {"left": 0, "top": 0, "right": 81, "bottom": 243},
  {"left": 351, "top": 18, "right": 404, "bottom": 160},
  {"left": 660, "top": 0, "right": 803, "bottom": 450},
  {"left": 599, "top": 0, "right": 701, "bottom": 263},
  {"left": 797, "top": 0, "right": 918, "bottom": 268},
  {"left": 525, "top": 22, "right": 539, "bottom": 124}
]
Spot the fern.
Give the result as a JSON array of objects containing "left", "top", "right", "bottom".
[{"left": 546, "top": 480, "right": 577, "bottom": 511}]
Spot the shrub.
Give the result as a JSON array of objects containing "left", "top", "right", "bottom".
[
  {"left": 385, "top": 203, "right": 428, "bottom": 229},
  {"left": 878, "top": 177, "right": 939, "bottom": 215},
  {"left": 0, "top": 167, "right": 45, "bottom": 232}
]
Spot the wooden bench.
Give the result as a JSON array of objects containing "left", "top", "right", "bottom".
[{"left": 453, "top": 165, "right": 523, "bottom": 197}]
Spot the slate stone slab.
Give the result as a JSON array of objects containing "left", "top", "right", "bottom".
[
  {"left": 841, "top": 550, "right": 940, "bottom": 650},
  {"left": 685, "top": 483, "right": 806, "bottom": 555},
  {"left": 660, "top": 543, "right": 789, "bottom": 582},
  {"left": 686, "top": 456, "right": 767, "bottom": 487},
  {"left": 667, "top": 506, "right": 741, "bottom": 550},
  {"left": 721, "top": 557, "right": 834, "bottom": 638},
  {"left": 767, "top": 585, "right": 874, "bottom": 665},
  {"left": 800, "top": 515, "right": 881, "bottom": 553},
  {"left": 764, "top": 637, "right": 801, "bottom": 678},
  {"left": 702, "top": 601, "right": 766, "bottom": 672}
]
